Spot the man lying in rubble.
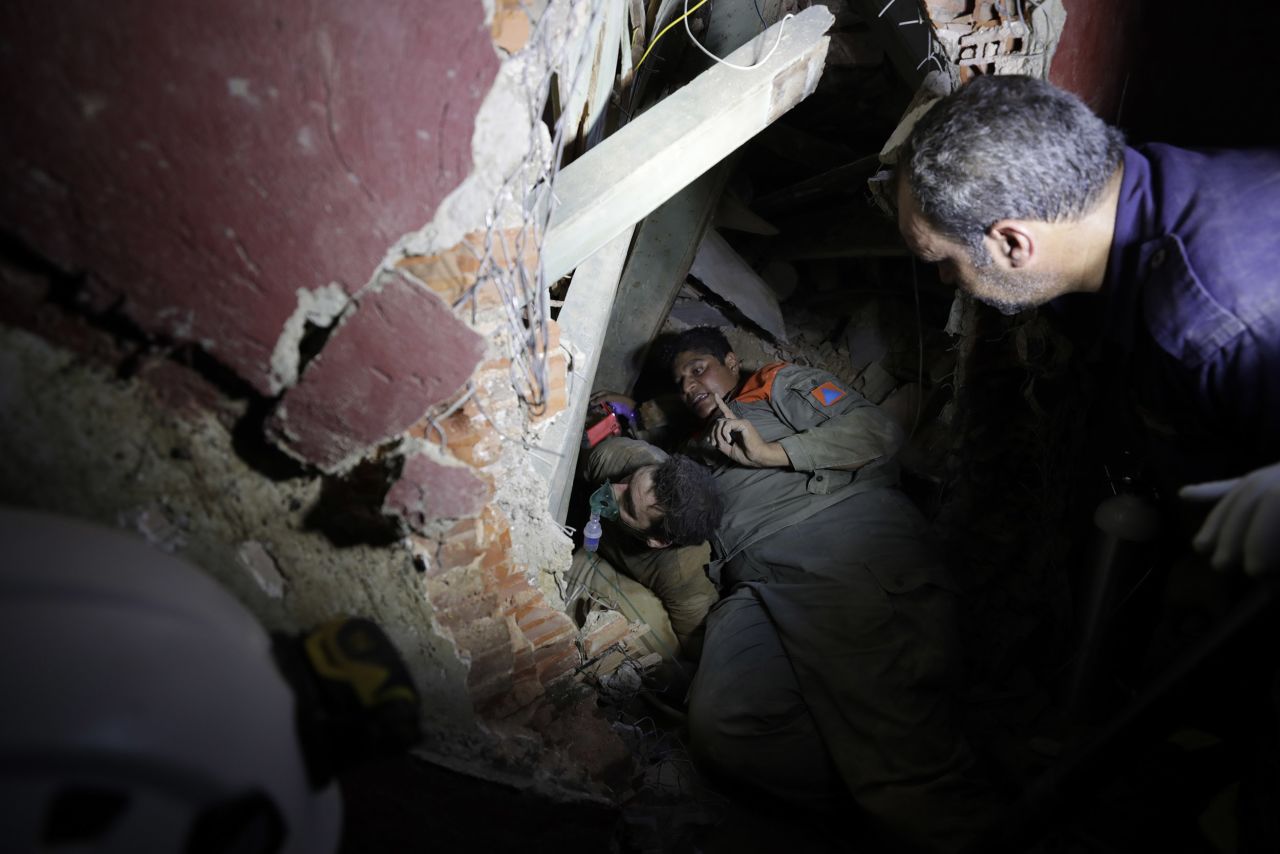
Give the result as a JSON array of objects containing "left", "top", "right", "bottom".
[
  {"left": 896, "top": 73, "right": 1280, "bottom": 577},
  {"left": 590, "top": 326, "right": 997, "bottom": 853},
  {"left": 577, "top": 440, "right": 723, "bottom": 665}
]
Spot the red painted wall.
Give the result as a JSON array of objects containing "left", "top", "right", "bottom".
[
  {"left": 1051, "top": 0, "right": 1280, "bottom": 145},
  {"left": 0, "top": 0, "right": 498, "bottom": 396},
  {"left": 1048, "top": 0, "right": 1139, "bottom": 123}
]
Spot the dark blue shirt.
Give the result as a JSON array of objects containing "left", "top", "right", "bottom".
[{"left": 1066, "top": 144, "right": 1280, "bottom": 486}]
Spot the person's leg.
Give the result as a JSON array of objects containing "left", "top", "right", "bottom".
[
  {"left": 686, "top": 585, "right": 843, "bottom": 809},
  {"left": 743, "top": 492, "right": 1001, "bottom": 852}
]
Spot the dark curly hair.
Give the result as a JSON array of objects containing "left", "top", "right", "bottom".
[
  {"left": 657, "top": 327, "right": 733, "bottom": 380},
  {"left": 650, "top": 454, "right": 723, "bottom": 546}
]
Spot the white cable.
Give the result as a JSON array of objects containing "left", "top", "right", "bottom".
[{"left": 682, "top": 0, "right": 793, "bottom": 72}]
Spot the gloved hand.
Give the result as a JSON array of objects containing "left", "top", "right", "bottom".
[{"left": 1179, "top": 460, "right": 1280, "bottom": 577}]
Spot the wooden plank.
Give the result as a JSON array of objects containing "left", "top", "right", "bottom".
[
  {"left": 560, "top": 0, "right": 626, "bottom": 149},
  {"left": 542, "top": 4, "right": 835, "bottom": 283},
  {"left": 530, "top": 228, "right": 637, "bottom": 523},
  {"left": 592, "top": 162, "right": 733, "bottom": 396},
  {"left": 689, "top": 229, "right": 787, "bottom": 341}
]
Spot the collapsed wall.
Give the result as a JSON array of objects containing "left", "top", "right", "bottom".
[{"left": 0, "top": 0, "right": 629, "bottom": 795}]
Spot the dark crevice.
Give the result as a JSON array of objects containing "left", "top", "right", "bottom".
[
  {"left": 304, "top": 455, "right": 404, "bottom": 547},
  {"left": 297, "top": 317, "right": 339, "bottom": 375},
  {"left": 0, "top": 229, "right": 307, "bottom": 480}
]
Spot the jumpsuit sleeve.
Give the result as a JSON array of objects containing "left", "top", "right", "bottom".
[
  {"left": 582, "top": 436, "right": 669, "bottom": 484},
  {"left": 769, "top": 365, "right": 905, "bottom": 472}
]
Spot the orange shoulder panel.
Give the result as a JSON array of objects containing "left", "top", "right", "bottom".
[{"left": 732, "top": 362, "right": 787, "bottom": 405}]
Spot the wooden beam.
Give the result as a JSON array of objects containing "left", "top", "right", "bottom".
[
  {"left": 593, "top": 162, "right": 733, "bottom": 396},
  {"left": 689, "top": 230, "right": 787, "bottom": 341},
  {"left": 531, "top": 228, "right": 637, "bottom": 524},
  {"left": 559, "top": 0, "right": 626, "bottom": 149},
  {"left": 542, "top": 5, "right": 835, "bottom": 283}
]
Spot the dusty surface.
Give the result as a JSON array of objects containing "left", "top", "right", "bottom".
[{"left": 0, "top": 325, "right": 480, "bottom": 750}]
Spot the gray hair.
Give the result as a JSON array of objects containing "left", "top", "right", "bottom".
[{"left": 903, "top": 75, "right": 1125, "bottom": 258}]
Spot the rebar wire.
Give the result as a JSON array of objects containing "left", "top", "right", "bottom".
[{"left": 452, "top": 0, "right": 611, "bottom": 421}]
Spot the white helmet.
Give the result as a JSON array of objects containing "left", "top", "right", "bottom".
[{"left": 0, "top": 507, "right": 340, "bottom": 853}]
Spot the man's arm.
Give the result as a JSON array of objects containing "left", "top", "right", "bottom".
[
  {"left": 709, "top": 367, "right": 903, "bottom": 471},
  {"left": 583, "top": 436, "right": 668, "bottom": 484},
  {"left": 746, "top": 365, "right": 904, "bottom": 472}
]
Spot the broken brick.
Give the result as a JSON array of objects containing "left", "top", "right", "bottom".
[
  {"left": 397, "top": 228, "right": 538, "bottom": 311},
  {"left": 268, "top": 272, "right": 485, "bottom": 473},
  {"left": 383, "top": 450, "right": 491, "bottom": 530},
  {"left": 581, "top": 610, "right": 631, "bottom": 660}
]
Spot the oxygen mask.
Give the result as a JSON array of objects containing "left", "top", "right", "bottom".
[{"left": 584, "top": 481, "right": 619, "bottom": 552}]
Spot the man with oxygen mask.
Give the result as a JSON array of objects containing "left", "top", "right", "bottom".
[{"left": 577, "top": 440, "right": 723, "bottom": 663}]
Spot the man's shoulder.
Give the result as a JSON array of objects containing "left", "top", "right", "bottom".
[
  {"left": 1134, "top": 144, "right": 1280, "bottom": 364},
  {"left": 1139, "top": 143, "right": 1280, "bottom": 237},
  {"left": 738, "top": 362, "right": 847, "bottom": 399}
]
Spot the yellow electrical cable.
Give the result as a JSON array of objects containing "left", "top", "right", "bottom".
[{"left": 634, "top": 0, "right": 710, "bottom": 73}]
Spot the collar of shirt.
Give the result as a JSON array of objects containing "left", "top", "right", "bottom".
[
  {"left": 1046, "top": 146, "right": 1152, "bottom": 360},
  {"left": 1098, "top": 146, "right": 1154, "bottom": 357}
]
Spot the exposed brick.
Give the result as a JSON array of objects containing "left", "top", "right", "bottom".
[
  {"left": 426, "top": 401, "right": 503, "bottom": 469},
  {"left": 530, "top": 346, "right": 569, "bottom": 423},
  {"left": 494, "top": 567, "right": 536, "bottom": 610},
  {"left": 534, "top": 637, "right": 580, "bottom": 683},
  {"left": 468, "top": 638, "right": 515, "bottom": 691},
  {"left": 383, "top": 450, "right": 491, "bottom": 530},
  {"left": 581, "top": 610, "right": 631, "bottom": 660},
  {"left": 491, "top": 0, "right": 532, "bottom": 53},
  {"left": 396, "top": 229, "right": 537, "bottom": 311},
  {"left": 517, "top": 607, "right": 575, "bottom": 648},
  {"left": 436, "top": 518, "right": 486, "bottom": 572},
  {"left": 428, "top": 574, "right": 499, "bottom": 628}
]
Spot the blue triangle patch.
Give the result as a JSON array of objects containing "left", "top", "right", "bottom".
[{"left": 811, "top": 382, "right": 846, "bottom": 406}]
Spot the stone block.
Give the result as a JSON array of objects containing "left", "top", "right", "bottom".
[
  {"left": 269, "top": 273, "right": 485, "bottom": 473},
  {"left": 383, "top": 450, "right": 491, "bottom": 530}
]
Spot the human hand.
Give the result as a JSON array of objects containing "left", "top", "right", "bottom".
[
  {"left": 1179, "top": 460, "right": 1280, "bottom": 577},
  {"left": 710, "top": 394, "right": 789, "bottom": 468}
]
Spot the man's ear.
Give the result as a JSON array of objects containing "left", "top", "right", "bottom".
[
  {"left": 645, "top": 535, "right": 672, "bottom": 549},
  {"left": 724, "top": 351, "right": 740, "bottom": 372},
  {"left": 985, "top": 221, "right": 1036, "bottom": 269}
]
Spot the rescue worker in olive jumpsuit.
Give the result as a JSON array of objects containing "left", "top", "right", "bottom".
[{"left": 591, "top": 327, "right": 997, "bottom": 853}]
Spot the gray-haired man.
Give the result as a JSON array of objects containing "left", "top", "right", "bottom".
[{"left": 896, "top": 74, "right": 1280, "bottom": 577}]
